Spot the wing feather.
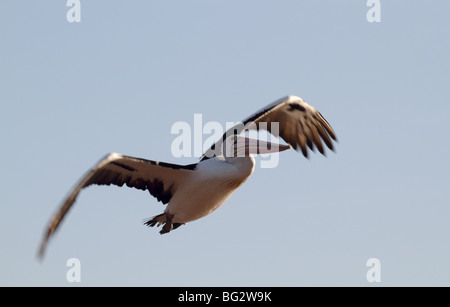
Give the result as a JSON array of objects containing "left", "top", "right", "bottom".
[
  {"left": 38, "top": 152, "right": 195, "bottom": 259},
  {"left": 201, "top": 95, "right": 337, "bottom": 160}
]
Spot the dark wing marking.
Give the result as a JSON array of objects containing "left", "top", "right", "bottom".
[
  {"left": 201, "top": 95, "right": 337, "bottom": 160},
  {"left": 38, "top": 152, "right": 196, "bottom": 259}
]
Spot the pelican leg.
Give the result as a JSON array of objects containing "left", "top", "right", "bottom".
[{"left": 160, "top": 213, "right": 174, "bottom": 234}]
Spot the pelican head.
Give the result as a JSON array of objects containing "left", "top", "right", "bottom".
[{"left": 223, "top": 135, "right": 291, "bottom": 158}]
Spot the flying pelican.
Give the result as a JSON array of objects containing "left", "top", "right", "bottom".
[{"left": 38, "top": 95, "right": 337, "bottom": 258}]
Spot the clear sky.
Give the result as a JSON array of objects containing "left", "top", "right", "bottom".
[{"left": 1, "top": 1, "right": 450, "bottom": 286}]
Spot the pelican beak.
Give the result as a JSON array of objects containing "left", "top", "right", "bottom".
[{"left": 237, "top": 136, "right": 291, "bottom": 155}]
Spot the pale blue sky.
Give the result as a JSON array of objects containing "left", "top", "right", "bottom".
[{"left": 1, "top": 1, "right": 450, "bottom": 286}]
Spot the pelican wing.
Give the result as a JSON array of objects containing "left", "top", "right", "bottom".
[
  {"left": 201, "top": 95, "right": 337, "bottom": 159},
  {"left": 38, "top": 152, "right": 196, "bottom": 258}
]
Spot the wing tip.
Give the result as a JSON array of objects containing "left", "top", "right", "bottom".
[
  {"left": 36, "top": 213, "right": 65, "bottom": 261},
  {"left": 37, "top": 235, "right": 50, "bottom": 261}
]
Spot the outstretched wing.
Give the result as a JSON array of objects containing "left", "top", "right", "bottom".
[
  {"left": 201, "top": 95, "right": 337, "bottom": 160},
  {"left": 38, "top": 152, "right": 196, "bottom": 259}
]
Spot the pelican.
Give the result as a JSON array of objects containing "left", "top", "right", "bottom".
[{"left": 38, "top": 95, "right": 337, "bottom": 258}]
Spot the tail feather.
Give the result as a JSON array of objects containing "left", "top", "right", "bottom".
[
  {"left": 143, "top": 213, "right": 166, "bottom": 227},
  {"left": 143, "top": 213, "right": 184, "bottom": 234}
]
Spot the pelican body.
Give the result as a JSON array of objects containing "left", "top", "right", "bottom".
[
  {"left": 38, "top": 95, "right": 336, "bottom": 258},
  {"left": 146, "top": 137, "right": 290, "bottom": 233}
]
